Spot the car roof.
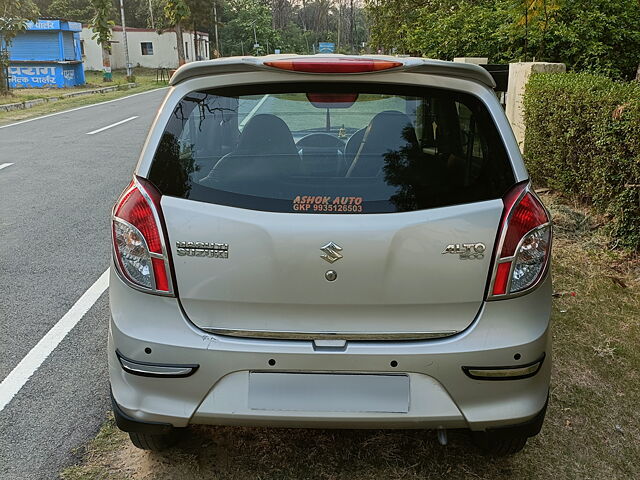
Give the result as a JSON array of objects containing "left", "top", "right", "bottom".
[{"left": 169, "top": 54, "right": 497, "bottom": 89}]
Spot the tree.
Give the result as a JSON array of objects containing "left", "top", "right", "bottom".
[
  {"left": 46, "top": 0, "right": 95, "bottom": 23},
  {"left": 513, "top": 0, "right": 560, "bottom": 61},
  {"left": 271, "top": 0, "right": 291, "bottom": 30},
  {"left": 164, "top": 0, "right": 191, "bottom": 65},
  {"left": 90, "top": 0, "right": 115, "bottom": 81},
  {"left": 184, "top": 0, "right": 216, "bottom": 60},
  {"left": 0, "top": 0, "right": 39, "bottom": 95},
  {"left": 366, "top": 0, "right": 640, "bottom": 79}
]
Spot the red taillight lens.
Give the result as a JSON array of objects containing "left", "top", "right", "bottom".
[
  {"left": 111, "top": 178, "right": 173, "bottom": 295},
  {"left": 114, "top": 185, "right": 162, "bottom": 254},
  {"left": 264, "top": 58, "right": 403, "bottom": 74},
  {"left": 493, "top": 262, "right": 512, "bottom": 296},
  {"left": 500, "top": 193, "right": 549, "bottom": 257},
  {"left": 489, "top": 183, "right": 551, "bottom": 298}
]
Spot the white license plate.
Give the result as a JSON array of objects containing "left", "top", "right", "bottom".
[{"left": 248, "top": 372, "right": 410, "bottom": 413}]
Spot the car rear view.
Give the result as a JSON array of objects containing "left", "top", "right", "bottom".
[{"left": 108, "top": 56, "right": 552, "bottom": 455}]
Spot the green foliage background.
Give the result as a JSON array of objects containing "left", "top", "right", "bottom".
[
  {"left": 29, "top": 1, "right": 369, "bottom": 57},
  {"left": 366, "top": 0, "right": 640, "bottom": 80},
  {"left": 524, "top": 73, "right": 640, "bottom": 248}
]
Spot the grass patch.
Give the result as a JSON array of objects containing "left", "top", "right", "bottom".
[
  {"left": 61, "top": 193, "right": 640, "bottom": 479},
  {"left": 0, "top": 68, "right": 166, "bottom": 125},
  {"left": 60, "top": 415, "right": 130, "bottom": 480}
]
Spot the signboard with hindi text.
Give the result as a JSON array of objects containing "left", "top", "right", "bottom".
[
  {"left": 7, "top": 18, "right": 85, "bottom": 88},
  {"left": 8, "top": 64, "right": 83, "bottom": 89}
]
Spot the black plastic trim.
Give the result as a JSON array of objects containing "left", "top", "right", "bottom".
[
  {"left": 110, "top": 390, "right": 175, "bottom": 435},
  {"left": 462, "top": 353, "right": 546, "bottom": 381},
  {"left": 115, "top": 349, "right": 199, "bottom": 378},
  {"left": 480, "top": 394, "right": 549, "bottom": 438}
]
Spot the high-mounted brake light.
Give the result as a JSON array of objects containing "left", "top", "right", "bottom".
[
  {"left": 111, "top": 177, "right": 174, "bottom": 295},
  {"left": 264, "top": 57, "right": 403, "bottom": 74},
  {"left": 488, "top": 183, "right": 551, "bottom": 299},
  {"left": 306, "top": 93, "right": 359, "bottom": 108}
]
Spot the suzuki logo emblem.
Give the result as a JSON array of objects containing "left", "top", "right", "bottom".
[{"left": 320, "top": 242, "right": 343, "bottom": 264}]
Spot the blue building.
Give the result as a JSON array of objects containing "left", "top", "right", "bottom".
[{"left": 7, "top": 19, "right": 85, "bottom": 88}]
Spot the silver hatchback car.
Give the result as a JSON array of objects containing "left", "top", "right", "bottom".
[{"left": 109, "top": 55, "right": 552, "bottom": 455}]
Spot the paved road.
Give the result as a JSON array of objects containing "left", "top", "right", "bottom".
[{"left": 0, "top": 88, "right": 168, "bottom": 480}]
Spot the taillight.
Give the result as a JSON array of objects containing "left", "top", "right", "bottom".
[
  {"left": 264, "top": 57, "right": 403, "bottom": 74},
  {"left": 111, "top": 177, "right": 174, "bottom": 296},
  {"left": 488, "top": 183, "right": 551, "bottom": 299}
]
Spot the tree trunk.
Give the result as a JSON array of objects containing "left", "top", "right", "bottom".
[
  {"left": 636, "top": 63, "right": 640, "bottom": 82},
  {"left": 175, "top": 24, "right": 186, "bottom": 66},
  {"left": 350, "top": 0, "right": 354, "bottom": 51},
  {"left": 0, "top": 49, "right": 9, "bottom": 96},
  {"left": 0, "top": 69, "right": 8, "bottom": 96},
  {"left": 101, "top": 45, "right": 112, "bottom": 82}
]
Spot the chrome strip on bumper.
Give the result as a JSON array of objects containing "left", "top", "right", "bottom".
[
  {"left": 116, "top": 350, "right": 199, "bottom": 378},
  {"left": 462, "top": 353, "right": 546, "bottom": 380},
  {"left": 200, "top": 328, "right": 459, "bottom": 341}
]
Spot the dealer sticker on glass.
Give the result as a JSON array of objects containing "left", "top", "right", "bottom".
[{"left": 292, "top": 195, "right": 364, "bottom": 213}]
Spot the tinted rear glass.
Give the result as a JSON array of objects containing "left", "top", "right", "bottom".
[{"left": 148, "top": 83, "right": 515, "bottom": 213}]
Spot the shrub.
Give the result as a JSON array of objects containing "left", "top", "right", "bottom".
[{"left": 524, "top": 73, "right": 640, "bottom": 249}]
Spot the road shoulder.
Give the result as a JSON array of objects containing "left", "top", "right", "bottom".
[{"left": 0, "top": 84, "right": 164, "bottom": 127}]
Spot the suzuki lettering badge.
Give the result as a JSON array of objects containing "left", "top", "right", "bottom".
[{"left": 320, "top": 242, "right": 343, "bottom": 264}]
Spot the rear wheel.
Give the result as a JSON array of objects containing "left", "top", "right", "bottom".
[
  {"left": 128, "top": 431, "right": 181, "bottom": 451},
  {"left": 472, "top": 432, "right": 528, "bottom": 456}
]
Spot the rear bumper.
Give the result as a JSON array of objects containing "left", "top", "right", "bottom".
[{"left": 108, "top": 267, "right": 552, "bottom": 432}]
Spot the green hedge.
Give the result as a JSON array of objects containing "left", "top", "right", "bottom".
[{"left": 524, "top": 73, "right": 640, "bottom": 249}]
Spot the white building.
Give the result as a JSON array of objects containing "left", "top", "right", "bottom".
[{"left": 80, "top": 26, "right": 209, "bottom": 71}]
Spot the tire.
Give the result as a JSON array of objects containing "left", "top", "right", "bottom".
[
  {"left": 128, "top": 431, "right": 181, "bottom": 451},
  {"left": 472, "top": 432, "right": 528, "bottom": 456},
  {"left": 472, "top": 396, "right": 548, "bottom": 456}
]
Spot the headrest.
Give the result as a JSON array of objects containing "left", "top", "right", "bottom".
[
  {"left": 365, "top": 110, "right": 418, "bottom": 149},
  {"left": 236, "top": 114, "right": 297, "bottom": 155}
]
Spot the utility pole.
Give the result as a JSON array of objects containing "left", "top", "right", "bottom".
[
  {"left": 249, "top": 20, "right": 259, "bottom": 54},
  {"left": 193, "top": 20, "right": 198, "bottom": 60},
  {"left": 148, "top": 0, "right": 155, "bottom": 30},
  {"left": 119, "top": 0, "right": 133, "bottom": 79},
  {"left": 213, "top": 1, "right": 220, "bottom": 58}
]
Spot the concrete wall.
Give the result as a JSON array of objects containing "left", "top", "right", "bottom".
[
  {"left": 453, "top": 57, "right": 488, "bottom": 65},
  {"left": 80, "top": 29, "right": 104, "bottom": 70},
  {"left": 81, "top": 27, "right": 209, "bottom": 71},
  {"left": 506, "top": 62, "right": 566, "bottom": 150}
]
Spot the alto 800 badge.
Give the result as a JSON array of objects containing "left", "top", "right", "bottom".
[{"left": 442, "top": 243, "right": 486, "bottom": 260}]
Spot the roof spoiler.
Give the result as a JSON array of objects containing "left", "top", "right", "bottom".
[{"left": 169, "top": 55, "right": 497, "bottom": 89}]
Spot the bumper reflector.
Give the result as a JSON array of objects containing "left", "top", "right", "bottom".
[
  {"left": 116, "top": 350, "right": 198, "bottom": 378},
  {"left": 462, "top": 354, "right": 545, "bottom": 381}
]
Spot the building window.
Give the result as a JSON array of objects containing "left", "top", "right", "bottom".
[
  {"left": 80, "top": 40, "right": 85, "bottom": 56},
  {"left": 185, "top": 42, "right": 189, "bottom": 59},
  {"left": 141, "top": 42, "right": 154, "bottom": 55}
]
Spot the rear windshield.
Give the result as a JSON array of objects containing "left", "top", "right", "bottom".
[{"left": 148, "top": 83, "right": 515, "bottom": 214}]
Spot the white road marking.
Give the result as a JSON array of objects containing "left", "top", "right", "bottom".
[
  {"left": 0, "top": 88, "right": 167, "bottom": 130},
  {"left": 0, "top": 163, "right": 14, "bottom": 170},
  {"left": 86, "top": 116, "right": 138, "bottom": 135},
  {"left": 0, "top": 269, "right": 109, "bottom": 413},
  {"left": 239, "top": 94, "right": 270, "bottom": 128}
]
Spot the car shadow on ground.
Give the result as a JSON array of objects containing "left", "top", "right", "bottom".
[{"left": 128, "top": 425, "right": 526, "bottom": 479}]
